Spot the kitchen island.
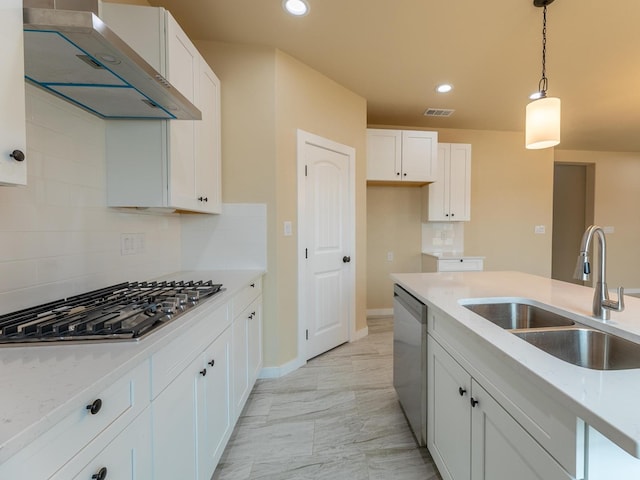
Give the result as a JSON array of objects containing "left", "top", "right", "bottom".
[{"left": 392, "top": 271, "right": 640, "bottom": 480}]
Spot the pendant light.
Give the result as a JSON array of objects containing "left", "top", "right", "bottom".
[{"left": 525, "top": 0, "right": 561, "bottom": 150}]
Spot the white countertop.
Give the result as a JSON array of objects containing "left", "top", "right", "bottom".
[
  {"left": 391, "top": 271, "right": 640, "bottom": 458},
  {"left": 421, "top": 252, "right": 485, "bottom": 260},
  {"left": 0, "top": 270, "right": 264, "bottom": 463}
]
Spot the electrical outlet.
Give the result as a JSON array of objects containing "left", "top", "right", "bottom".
[
  {"left": 534, "top": 225, "right": 546, "bottom": 234},
  {"left": 387, "top": 251, "right": 394, "bottom": 262},
  {"left": 121, "top": 233, "right": 135, "bottom": 255},
  {"left": 603, "top": 226, "right": 615, "bottom": 234},
  {"left": 284, "top": 221, "right": 292, "bottom": 236}
]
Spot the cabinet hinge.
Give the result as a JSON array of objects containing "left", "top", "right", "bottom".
[{"left": 306, "top": 329, "right": 309, "bottom": 340}]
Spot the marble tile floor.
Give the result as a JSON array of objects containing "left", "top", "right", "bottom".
[{"left": 213, "top": 317, "right": 443, "bottom": 480}]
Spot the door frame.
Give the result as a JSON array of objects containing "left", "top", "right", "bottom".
[{"left": 296, "top": 129, "right": 356, "bottom": 364}]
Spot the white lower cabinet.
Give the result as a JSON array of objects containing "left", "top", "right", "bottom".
[
  {"left": 429, "top": 336, "right": 573, "bottom": 480},
  {"left": 153, "top": 326, "right": 232, "bottom": 480},
  {"left": 232, "top": 279, "right": 263, "bottom": 419}
]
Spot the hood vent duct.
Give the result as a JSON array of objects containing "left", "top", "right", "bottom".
[{"left": 23, "top": 0, "right": 201, "bottom": 120}]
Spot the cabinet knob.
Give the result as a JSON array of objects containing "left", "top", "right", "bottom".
[
  {"left": 249, "top": 311, "right": 256, "bottom": 319},
  {"left": 396, "top": 172, "right": 401, "bottom": 176},
  {"left": 208, "top": 359, "right": 215, "bottom": 367},
  {"left": 470, "top": 397, "right": 479, "bottom": 408},
  {"left": 250, "top": 283, "right": 256, "bottom": 288},
  {"left": 458, "top": 387, "right": 467, "bottom": 396},
  {"left": 86, "top": 399, "right": 102, "bottom": 415},
  {"left": 451, "top": 213, "right": 455, "bottom": 217},
  {"left": 343, "top": 256, "right": 351, "bottom": 263},
  {"left": 9, "top": 150, "right": 25, "bottom": 162},
  {"left": 403, "top": 173, "right": 407, "bottom": 177},
  {"left": 92, "top": 467, "right": 108, "bottom": 480},
  {"left": 445, "top": 213, "right": 449, "bottom": 217},
  {"left": 200, "top": 369, "right": 207, "bottom": 377}
]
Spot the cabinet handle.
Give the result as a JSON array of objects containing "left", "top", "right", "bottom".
[
  {"left": 470, "top": 397, "right": 479, "bottom": 408},
  {"left": 9, "top": 150, "right": 25, "bottom": 162},
  {"left": 248, "top": 311, "right": 256, "bottom": 319},
  {"left": 208, "top": 359, "right": 215, "bottom": 367},
  {"left": 86, "top": 399, "right": 102, "bottom": 415},
  {"left": 197, "top": 196, "right": 209, "bottom": 202},
  {"left": 250, "top": 283, "right": 255, "bottom": 288},
  {"left": 458, "top": 387, "right": 467, "bottom": 396},
  {"left": 200, "top": 369, "right": 207, "bottom": 377},
  {"left": 91, "top": 467, "right": 108, "bottom": 480}
]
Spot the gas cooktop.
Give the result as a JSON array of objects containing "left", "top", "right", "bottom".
[{"left": 0, "top": 280, "right": 223, "bottom": 345}]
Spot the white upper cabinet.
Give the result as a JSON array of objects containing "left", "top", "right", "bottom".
[
  {"left": 427, "top": 143, "right": 471, "bottom": 221},
  {"left": 367, "top": 129, "right": 437, "bottom": 184},
  {"left": 0, "top": 0, "right": 27, "bottom": 186},
  {"left": 101, "top": 3, "right": 221, "bottom": 214}
]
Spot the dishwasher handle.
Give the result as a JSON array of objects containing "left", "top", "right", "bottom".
[{"left": 393, "top": 285, "right": 427, "bottom": 323}]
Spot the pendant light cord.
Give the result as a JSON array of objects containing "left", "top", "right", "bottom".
[{"left": 538, "top": 5, "right": 549, "bottom": 96}]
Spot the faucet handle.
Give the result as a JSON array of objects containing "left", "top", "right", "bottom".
[{"left": 603, "top": 286, "right": 625, "bottom": 313}]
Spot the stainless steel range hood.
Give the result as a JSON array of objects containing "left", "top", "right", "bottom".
[{"left": 23, "top": 0, "right": 201, "bottom": 120}]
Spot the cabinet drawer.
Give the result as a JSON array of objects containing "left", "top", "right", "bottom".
[
  {"left": 151, "top": 302, "right": 229, "bottom": 398},
  {"left": 438, "top": 258, "right": 483, "bottom": 272},
  {"left": 0, "top": 360, "right": 150, "bottom": 480},
  {"left": 50, "top": 407, "right": 152, "bottom": 480},
  {"left": 231, "top": 277, "right": 262, "bottom": 318}
]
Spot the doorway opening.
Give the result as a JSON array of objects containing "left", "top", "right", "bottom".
[{"left": 551, "top": 163, "right": 595, "bottom": 284}]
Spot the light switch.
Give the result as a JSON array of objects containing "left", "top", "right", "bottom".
[
  {"left": 534, "top": 225, "right": 546, "bottom": 234},
  {"left": 387, "top": 251, "right": 394, "bottom": 262},
  {"left": 284, "top": 221, "right": 293, "bottom": 236}
]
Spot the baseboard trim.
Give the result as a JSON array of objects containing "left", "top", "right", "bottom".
[
  {"left": 258, "top": 356, "right": 305, "bottom": 379},
  {"left": 352, "top": 326, "right": 368, "bottom": 342},
  {"left": 367, "top": 308, "right": 393, "bottom": 318}
]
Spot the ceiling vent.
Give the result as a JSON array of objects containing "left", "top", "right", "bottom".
[{"left": 423, "top": 108, "right": 455, "bottom": 117}]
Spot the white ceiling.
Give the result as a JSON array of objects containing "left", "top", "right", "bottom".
[{"left": 149, "top": 0, "right": 640, "bottom": 152}]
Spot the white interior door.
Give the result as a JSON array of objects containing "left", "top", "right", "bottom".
[{"left": 298, "top": 130, "right": 355, "bottom": 361}]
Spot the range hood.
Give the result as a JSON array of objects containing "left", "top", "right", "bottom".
[{"left": 23, "top": 0, "right": 201, "bottom": 120}]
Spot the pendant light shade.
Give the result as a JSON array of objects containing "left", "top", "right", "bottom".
[
  {"left": 525, "top": 0, "right": 561, "bottom": 150},
  {"left": 526, "top": 96, "right": 560, "bottom": 149}
]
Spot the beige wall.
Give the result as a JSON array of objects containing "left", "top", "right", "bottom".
[
  {"left": 367, "top": 186, "right": 422, "bottom": 310},
  {"left": 367, "top": 126, "right": 554, "bottom": 309},
  {"left": 555, "top": 150, "right": 640, "bottom": 289},
  {"left": 197, "top": 42, "right": 367, "bottom": 368}
]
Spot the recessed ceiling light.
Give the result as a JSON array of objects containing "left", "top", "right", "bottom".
[
  {"left": 436, "top": 84, "right": 453, "bottom": 93},
  {"left": 283, "top": 0, "right": 310, "bottom": 16}
]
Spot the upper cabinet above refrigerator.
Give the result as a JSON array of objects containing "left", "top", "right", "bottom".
[{"left": 1, "top": 0, "right": 27, "bottom": 186}]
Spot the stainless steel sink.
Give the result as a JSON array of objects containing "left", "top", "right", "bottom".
[
  {"left": 513, "top": 328, "right": 640, "bottom": 370},
  {"left": 463, "top": 302, "right": 575, "bottom": 329}
]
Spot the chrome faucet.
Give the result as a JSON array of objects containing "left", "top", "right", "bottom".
[{"left": 573, "top": 225, "right": 624, "bottom": 321}]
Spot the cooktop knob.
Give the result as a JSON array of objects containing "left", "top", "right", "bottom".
[
  {"left": 161, "top": 299, "right": 178, "bottom": 314},
  {"left": 186, "top": 290, "right": 200, "bottom": 302}
]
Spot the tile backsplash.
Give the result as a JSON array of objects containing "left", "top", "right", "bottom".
[
  {"left": 0, "top": 86, "right": 182, "bottom": 314},
  {"left": 422, "top": 222, "right": 465, "bottom": 254}
]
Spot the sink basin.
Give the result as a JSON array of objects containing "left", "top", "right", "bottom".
[
  {"left": 513, "top": 328, "right": 640, "bottom": 370},
  {"left": 463, "top": 302, "right": 575, "bottom": 329}
]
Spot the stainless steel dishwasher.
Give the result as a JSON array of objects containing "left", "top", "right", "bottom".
[{"left": 393, "top": 284, "right": 428, "bottom": 446}]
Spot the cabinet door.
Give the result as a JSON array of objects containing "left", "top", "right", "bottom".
[
  {"left": 166, "top": 12, "right": 199, "bottom": 211},
  {"left": 401, "top": 130, "right": 437, "bottom": 182},
  {"left": 195, "top": 61, "right": 222, "bottom": 214},
  {"left": 247, "top": 298, "right": 263, "bottom": 385},
  {"left": 0, "top": 0, "right": 27, "bottom": 186},
  {"left": 152, "top": 355, "right": 199, "bottom": 480},
  {"left": 427, "top": 143, "right": 451, "bottom": 221},
  {"left": 470, "top": 380, "right": 572, "bottom": 480},
  {"left": 198, "top": 328, "right": 232, "bottom": 480},
  {"left": 428, "top": 336, "right": 472, "bottom": 480},
  {"left": 232, "top": 308, "right": 250, "bottom": 419},
  {"left": 366, "top": 129, "right": 402, "bottom": 181},
  {"left": 448, "top": 144, "right": 471, "bottom": 221}
]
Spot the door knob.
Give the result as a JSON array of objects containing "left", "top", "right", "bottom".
[{"left": 343, "top": 256, "right": 351, "bottom": 263}]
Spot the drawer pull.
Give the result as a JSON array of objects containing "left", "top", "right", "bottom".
[
  {"left": 91, "top": 467, "right": 108, "bottom": 480},
  {"left": 208, "top": 359, "right": 215, "bottom": 367},
  {"left": 200, "top": 369, "right": 207, "bottom": 377},
  {"left": 86, "top": 399, "right": 102, "bottom": 415}
]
